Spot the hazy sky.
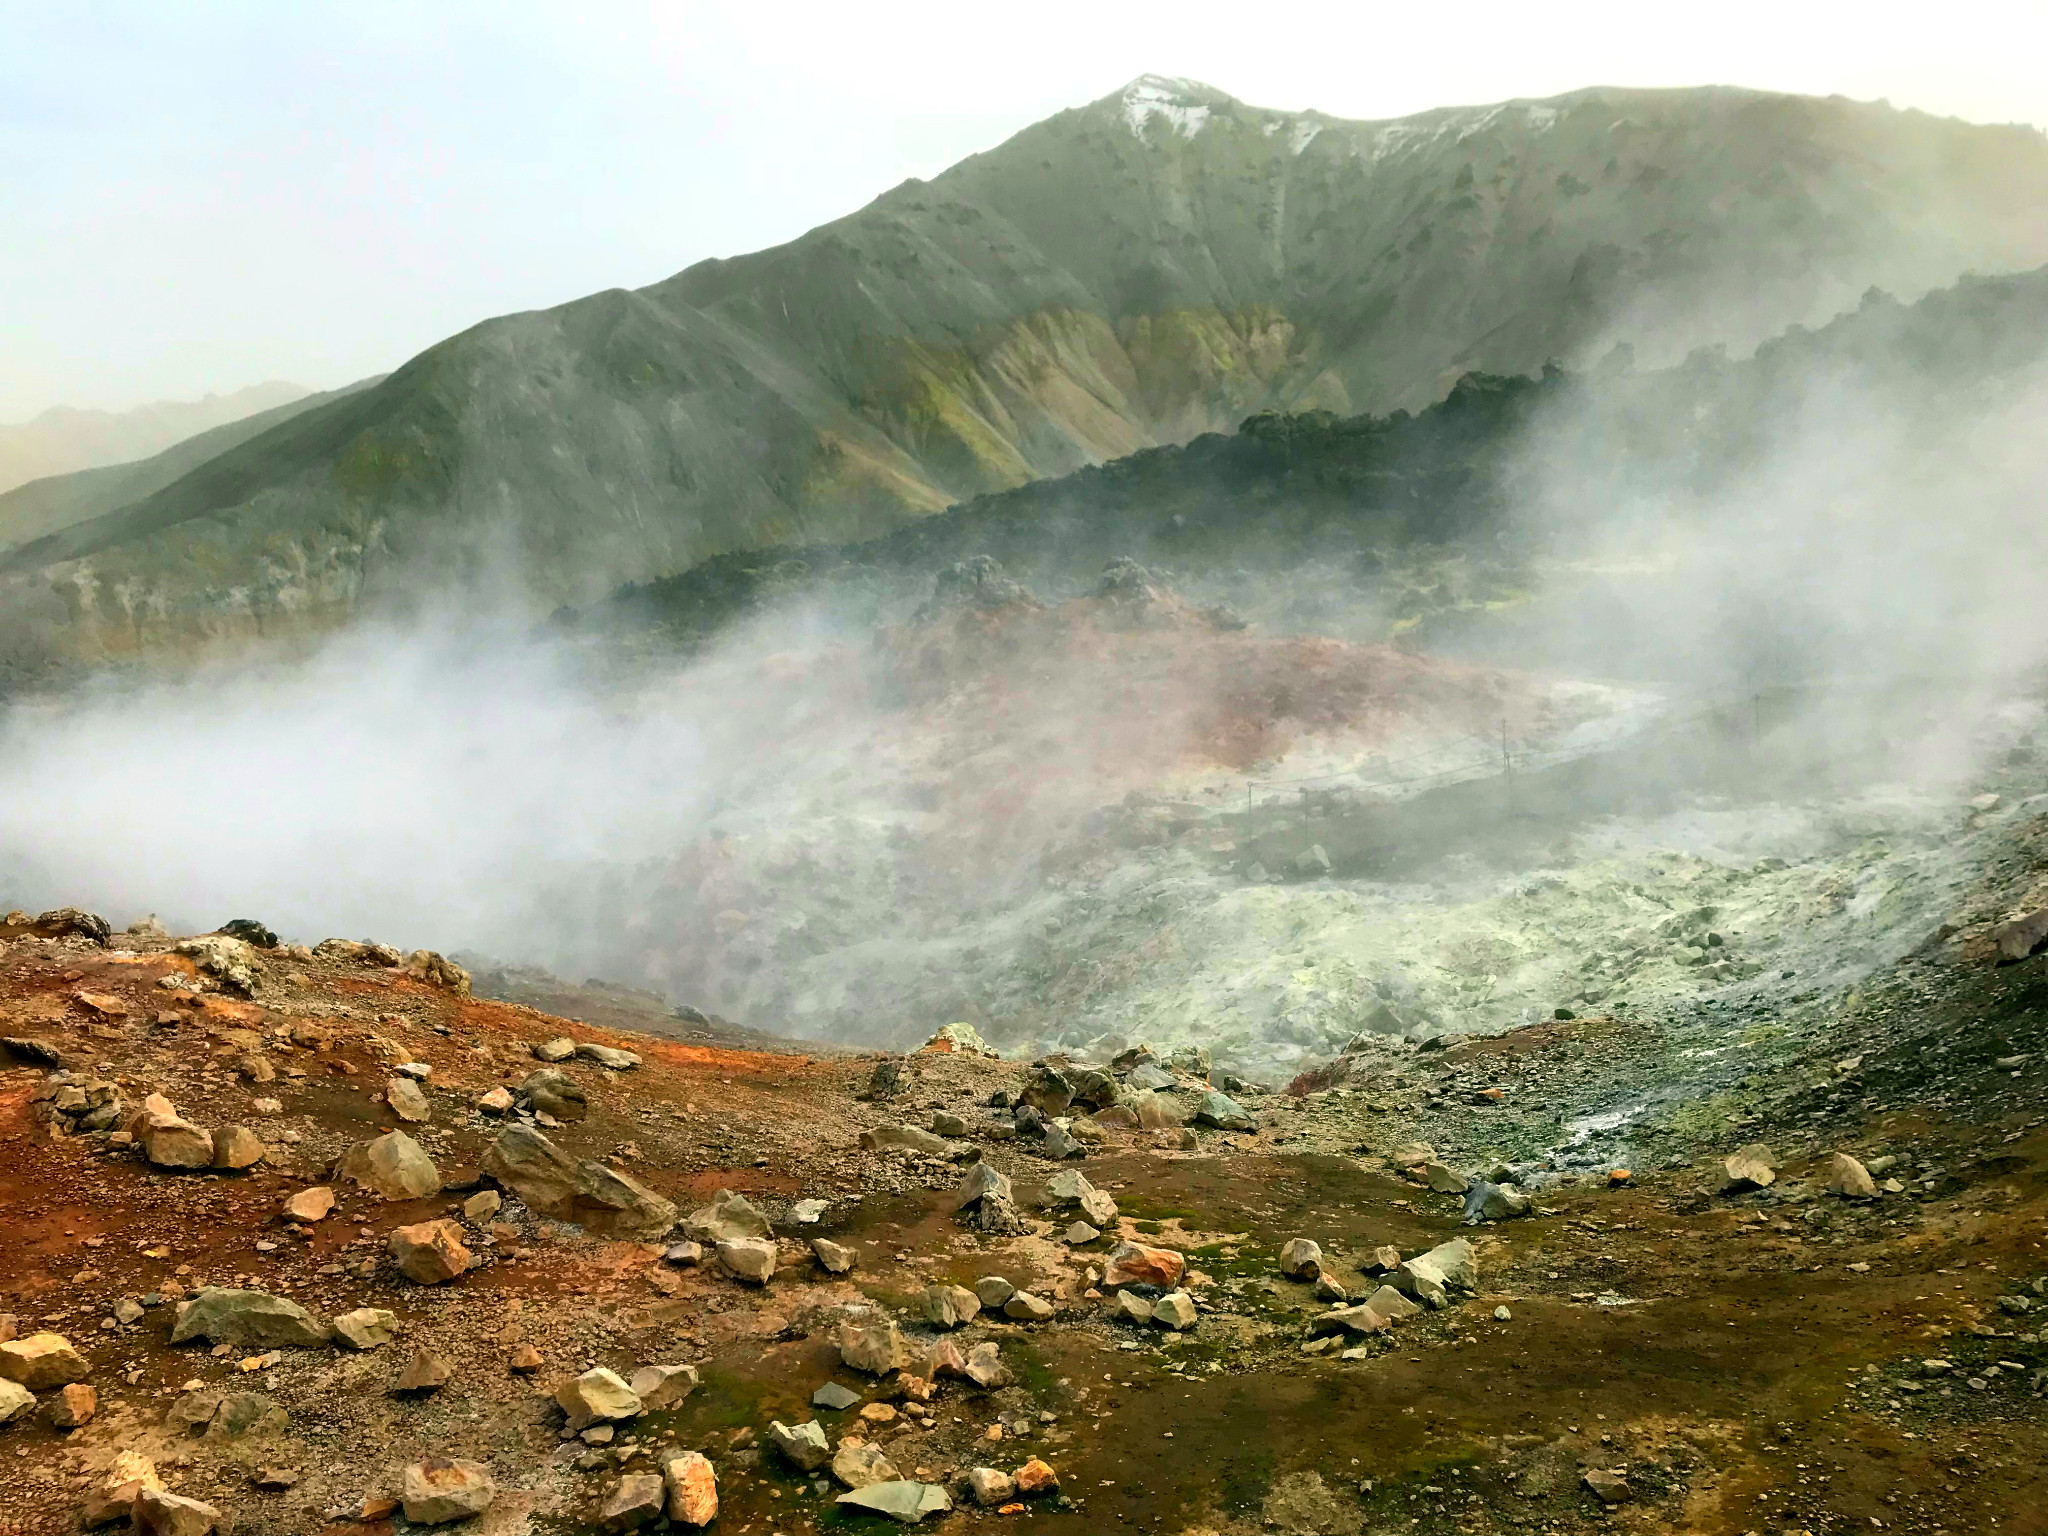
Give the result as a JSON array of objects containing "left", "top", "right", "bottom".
[{"left": 4, "top": 0, "right": 2044, "bottom": 422}]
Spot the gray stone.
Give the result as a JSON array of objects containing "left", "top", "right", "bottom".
[
  {"left": 770, "top": 1418, "right": 831, "bottom": 1472},
  {"left": 392, "top": 1348, "right": 453, "bottom": 1393},
  {"left": 1421, "top": 1161, "right": 1469, "bottom": 1194},
  {"left": 838, "top": 1316, "right": 913, "bottom": 1376},
  {"left": 401, "top": 1458, "right": 496, "bottom": 1524},
  {"left": 1125, "top": 1064, "right": 1173, "bottom": 1091},
  {"left": 923, "top": 1285, "right": 981, "bottom": 1329},
  {"left": 330, "top": 1307, "right": 398, "bottom": 1350},
  {"left": 1364, "top": 1285, "right": 1422, "bottom": 1321},
  {"left": 813, "top": 1381, "right": 860, "bottom": 1411},
  {"left": 514, "top": 1067, "right": 587, "bottom": 1121},
  {"left": 1113, "top": 1291, "right": 1153, "bottom": 1325},
  {"left": 133, "top": 1487, "right": 225, "bottom": 1536},
  {"left": 835, "top": 1481, "right": 953, "bottom": 1524},
  {"left": 812, "top": 1238, "right": 856, "bottom": 1273},
  {"left": 1043, "top": 1169, "right": 1117, "bottom": 1227},
  {"left": 665, "top": 1240, "right": 704, "bottom": 1268},
  {"left": 629, "top": 1364, "right": 699, "bottom": 1408},
  {"left": 956, "top": 1161, "right": 1012, "bottom": 1208},
  {"left": 576, "top": 1042, "right": 641, "bottom": 1070},
  {"left": 600, "top": 1473, "right": 666, "bottom": 1532},
  {"left": 683, "top": 1188, "right": 774, "bottom": 1244},
  {"left": 964, "top": 1341, "right": 1008, "bottom": 1388},
  {"left": 1064, "top": 1221, "right": 1100, "bottom": 1244},
  {"left": 1722, "top": 1143, "right": 1778, "bottom": 1193},
  {"left": 716, "top": 1237, "right": 778, "bottom": 1284},
  {"left": 861, "top": 1123, "right": 947, "bottom": 1154},
  {"left": 483, "top": 1125, "right": 678, "bottom": 1239},
  {"left": 1392, "top": 1239, "right": 1476, "bottom": 1309},
  {"left": 1278, "top": 1238, "right": 1323, "bottom": 1279},
  {"left": 832, "top": 1438, "right": 900, "bottom": 1490},
  {"left": 170, "top": 1289, "right": 330, "bottom": 1348},
  {"left": 1003, "top": 1291, "right": 1054, "bottom": 1321},
  {"left": 964, "top": 1467, "right": 1016, "bottom": 1507},
  {"left": 1151, "top": 1290, "right": 1197, "bottom": 1330},
  {"left": 1019, "top": 1066, "right": 1073, "bottom": 1116},
  {"left": 533, "top": 1037, "right": 576, "bottom": 1062},
  {"left": 1039, "top": 1123, "right": 1083, "bottom": 1160},
  {"left": 334, "top": 1130, "right": 442, "bottom": 1200},
  {"left": 1827, "top": 1152, "right": 1878, "bottom": 1199},
  {"left": 1193, "top": 1090, "right": 1253, "bottom": 1131},
  {"left": 384, "top": 1076, "right": 431, "bottom": 1123},
  {"left": 0, "top": 1379, "right": 33, "bottom": 1424},
  {"left": 973, "top": 1275, "right": 1016, "bottom": 1308}
]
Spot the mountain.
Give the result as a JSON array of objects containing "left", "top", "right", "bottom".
[
  {"left": 3, "top": 79, "right": 2042, "bottom": 673},
  {"left": 0, "top": 382, "right": 311, "bottom": 496},
  {"left": 0, "top": 378, "right": 381, "bottom": 557}
]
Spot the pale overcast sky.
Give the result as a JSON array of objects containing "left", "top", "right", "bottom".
[{"left": 4, "top": 0, "right": 2044, "bottom": 421}]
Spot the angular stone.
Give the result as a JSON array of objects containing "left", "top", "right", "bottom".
[
  {"left": 509, "top": 1344, "right": 544, "bottom": 1372},
  {"left": 171, "top": 1290, "right": 330, "bottom": 1348},
  {"left": 483, "top": 1125, "right": 678, "bottom": 1239},
  {"left": 956, "top": 1161, "right": 1012, "bottom": 1208},
  {"left": 814, "top": 1381, "right": 861, "bottom": 1410},
  {"left": 1464, "top": 1181, "right": 1532, "bottom": 1222},
  {"left": 335, "top": 1130, "right": 442, "bottom": 1200},
  {"left": 1583, "top": 1468, "right": 1631, "bottom": 1505},
  {"left": 331, "top": 1308, "right": 398, "bottom": 1350},
  {"left": 1722, "top": 1143, "right": 1778, "bottom": 1193},
  {"left": 463, "top": 1188, "right": 502, "bottom": 1223},
  {"left": 557, "top": 1367, "right": 641, "bottom": 1431},
  {"left": 716, "top": 1237, "right": 777, "bottom": 1284},
  {"left": 1278, "top": 1238, "right": 1323, "bottom": 1279},
  {"left": 134, "top": 1488, "right": 223, "bottom": 1536},
  {"left": 383, "top": 1076, "right": 431, "bottom": 1123},
  {"left": 683, "top": 1187, "right": 773, "bottom": 1244},
  {"left": 931, "top": 1111, "right": 971, "bottom": 1137},
  {"left": 923, "top": 1285, "right": 981, "bottom": 1329},
  {"left": 964, "top": 1467, "right": 1016, "bottom": 1507},
  {"left": 1103, "top": 1240, "right": 1185, "bottom": 1289},
  {"left": 477, "top": 1086, "right": 515, "bottom": 1115},
  {"left": 1365, "top": 1244, "right": 1401, "bottom": 1273},
  {"left": 389, "top": 1219, "right": 473, "bottom": 1284},
  {"left": 770, "top": 1418, "right": 831, "bottom": 1471},
  {"left": 284, "top": 1186, "right": 335, "bottom": 1222},
  {"left": 1192, "top": 1090, "right": 1253, "bottom": 1131},
  {"left": 1151, "top": 1290, "right": 1197, "bottom": 1330},
  {"left": 576, "top": 1041, "right": 641, "bottom": 1070},
  {"left": 838, "top": 1316, "right": 912, "bottom": 1376},
  {"left": 401, "top": 1458, "right": 496, "bottom": 1524},
  {"left": 630, "top": 1363, "right": 699, "bottom": 1408},
  {"left": 1043, "top": 1169, "right": 1117, "bottom": 1227},
  {"left": 126, "top": 1094, "right": 213, "bottom": 1169},
  {"left": 1311, "top": 1303, "right": 1391, "bottom": 1337},
  {"left": 1313, "top": 1273, "right": 1348, "bottom": 1301},
  {"left": 1113, "top": 1290, "right": 1153, "bottom": 1324},
  {"left": 665, "top": 1239, "right": 704, "bottom": 1267},
  {"left": 1039, "top": 1122, "right": 1083, "bottom": 1160},
  {"left": 973, "top": 1275, "right": 1016, "bottom": 1308},
  {"left": 1013, "top": 1458, "right": 1058, "bottom": 1496},
  {"left": 835, "top": 1481, "right": 953, "bottom": 1524},
  {"left": 203, "top": 1391, "right": 287, "bottom": 1441},
  {"left": 0, "top": 1331, "right": 89, "bottom": 1388},
  {"left": 393, "top": 1348, "right": 453, "bottom": 1392},
  {"left": 1392, "top": 1239, "right": 1476, "bottom": 1309},
  {"left": 832, "top": 1437, "right": 900, "bottom": 1489},
  {"left": 1004, "top": 1291, "right": 1054, "bottom": 1321},
  {"left": 1092, "top": 1104, "right": 1140, "bottom": 1129},
  {"left": 514, "top": 1067, "right": 587, "bottom": 1121},
  {"left": 600, "top": 1473, "right": 666, "bottom": 1532},
  {"left": 47, "top": 1381, "right": 97, "bottom": 1427},
  {"left": 1827, "top": 1152, "right": 1878, "bottom": 1199},
  {"left": 1019, "top": 1066, "right": 1073, "bottom": 1116},
  {"left": 664, "top": 1451, "right": 718, "bottom": 1526},
  {"left": 210, "top": 1124, "right": 265, "bottom": 1170},
  {"left": 533, "top": 1036, "right": 575, "bottom": 1062},
  {"left": 1363, "top": 1285, "right": 1421, "bottom": 1321},
  {"left": 0, "top": 1379, "right": 31, "bottom": 1424},
  {"left": 861, "top": 1123, "right": 947, "bottom": 1154},
  {"left": 812, "top": 1238, "right": 856, "bottom": 1273},
  {"left": 1390, "top": 1142, "right": 1434, "bottom": 1171},
  {"left": 79, "top": 1450, "right": 160, "bottom": 1527},
  {"left": 964, "top": 1341, "right": 1008, "bottom": 1388}
]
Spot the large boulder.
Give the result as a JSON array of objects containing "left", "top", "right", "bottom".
[
  {"left": 0, "top": 1332, "right": 89, "bottom": 1388},
  {"left": 401, "top": 1459, "right": 496, "bottom": 1524},
  {"left": 78, "top": 1450, "right": 160, "bottom": 1527},
  {"left": 683, "top": 1188, "right": 773, "bottom": 1244},
  {"left": 482, "top": 1125, "right": 678, "bottom": 1239},
  {"left": 170, "top": 1289, "right": 331, "bottom": 1348},
  {"left": 334, "top": 1130, "right": 442, "bottom": 1200},
  {"left": 389, "top": 1220, "right": 473, "bottom": 1284},
  {"left": 1018, "top": 1066, "right": 1073, "bottom": 1116}
]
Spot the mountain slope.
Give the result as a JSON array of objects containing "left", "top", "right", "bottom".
[
  {"left": 4, "top": 80, "right": 2043, "bottom": 670},
  {"left": 0, "top": 382, "right": 311, "bottom": 495},
  {"left": 0, "top": 378, "right": 381, "bottom": 555}
]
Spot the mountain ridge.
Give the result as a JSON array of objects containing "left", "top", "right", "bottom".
[{"left": 3, "top": 79, "right": 2042, "bottom": 674}]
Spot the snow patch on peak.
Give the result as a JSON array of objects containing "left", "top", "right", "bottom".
[{"left": 1122, "top": 75, "right": 1216, "bottom": 138}]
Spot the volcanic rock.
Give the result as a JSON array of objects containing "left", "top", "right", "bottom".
[
  {"left": 1043, "top": 1168, "right": 1117, "bottom": 1226},
  {"left": 956, "top": 1161, "right": 1012, "bottom": 1208},
  {"left": 335, "top": 1130, "right": 442, "bottom": 1199},
  {"left": 389, "top": 1219, "right": 473, "bottom": 1284},
  {"left": 576, "top": 1041, "right": 641, "bottom": 1070},
  {"left": 557, "top": 1367, "right": 641, "bottom": 1431},
  {"left": 684, "top": 1188, "right": 774, "bottom": 1244},
  {"left": 1103, "top": 1240, "right": 1186, "bottom": 1288},
  {"left": 1193, "top": 1090, "right": 1253, "bottom": 1130},
  {"left": 664, "top": 1452, "right": 718, "bottom": 1526},
  {"left": 974, "top": 1276, "right": 1016, "bottom": 1308},
  {"left": 385, "top": 1076, "right": 431, "bottom": 1123},
  {"left": 1151, "top": 1290, "right": 1198, "bottom": 1330},
  {"left": 133, "top": 1488, "right": 223, "bottom": 1536},
  {"left": 813, "top": 1238, "right": 857, "bottom": 1273},
  {"left": 836, "top": 1481, "right": 953, "bottom": 1524},
  {"left": 463, "top": 1188, "right": 502, "bottom": 1222},
  {"left": 401, "top": 1458, "right": 496, "bottom": 1524},
  {"left": 0, "top": 1379, "right": 31, "bottom": 1424},
  {"left": 514, "top": 1067, "right": 587, "bottom": 1121},
  {"left": 1828, "top": 1152, "right": 1878, "bottom": 1198},
  {"left": 126, "top": 1094, "right": 213, "bottom": 1168},
  {"left": 861, "top": 1123, "right": 947, "bottom": 1154},
  {"left": 1004, "top": 1291, "right": 1054, "bottom": 1321},
  {"left": 837, "top": 1316, "right": 913, "bottom": 1376},
  {"left": 48, "top": 1382, "right": 97, "bottom": 1427},
  {"left": 716, "top": 1237, "right": 777, "bottom": 1284},
  {"left": 771, "top": 1418, "right": 831, "bottom": 1471},
  {"left": 1392, "top": 1239, "right": 1476, "bottom": 1309},
  {"left": 533, "top": 1037, "right": 575, "bottom": 1062},
  {"left": 482, "top": 1125, "right": 678, "bottom": 1239},
  {"left": 331, "top": 1308, "right": 398, "bottom": 1350},
  {"left": 79, "top": 1450, "right": 161, "bottom": 1527},
  {"left": 0, "top": 1331, "right": 89, "bottom": 1388},
  {"left": 923, "top": 1284, "right": 981, "bottom": 1329},
  {"left": 832, "top": 1437, "right": 900, "bottom": 1489},
  {"left": 964, "top": 1467, "right": 1016, "bottom": 1507},
  {"left": 393, "top": 1348, "right": 454, "bottom": 1393},
  {"left": 1278, "top": 1238, "right": 1323, "bottom": 1279},
  {"left": 171, "top": 1290, "right": 330, "bottom": 1348},
  {"left": 629, "top": 1364, "right": 699, "bottom": 1408},
  {"left": 964, "top": 1341, "right": 1008, "bottom": 1387},
  {"left": 210, "top": 1124, "right": 266, "bottom": 1169},
  {"left": 601, "top": 1473, "right": 666, "bottom": 1531},
  {"left": 284, "top": 1186, "right": 335, "bottom": 1222},
  {"left": 1722, "top": 1143, "right": 1779, "bottom": 1192}
]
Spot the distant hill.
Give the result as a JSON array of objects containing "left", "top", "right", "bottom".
[
  {"left": 0, "top": 382, "right": 310, "bottom": 496},
  {"left": 0, "top": 379, "right": 380, "bottom": 555},
  {"left": 3, "top": 80, "right": 2043, "bottom": 671}
]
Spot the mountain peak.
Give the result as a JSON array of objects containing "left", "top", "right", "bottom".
[{"left": 1116, "top": 74, "right": 1236, "bottom": 137}]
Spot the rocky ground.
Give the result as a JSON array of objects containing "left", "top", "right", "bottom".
[{"left": 0, "top": 816, "right": 2043, "bottom": 1536}]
